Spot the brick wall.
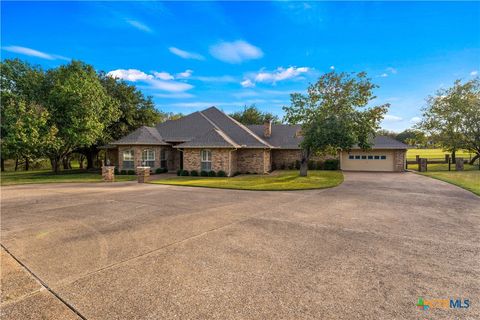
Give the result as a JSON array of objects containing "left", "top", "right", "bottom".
[
  {"left": 271, "top": 149, "right": 333, "bottom": 169},
  {"left": 183, "top": 148, "right": 233, "bottom": 175},
  {"left": 118, "top": 145, "right": 163, "bottom": 171},
  {"left": 236, "top": 149, "right": 270, "bottom": 174}
]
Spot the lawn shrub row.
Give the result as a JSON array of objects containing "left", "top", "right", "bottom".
[
  {"left": 176, "top": 169, "right": 227, "bottom": 177},
  {"left": 115, "top": 169, "right": 136, "bottom": 175},
  {"left": 272, "top": 159, "right": 339, "bottom": 171}
]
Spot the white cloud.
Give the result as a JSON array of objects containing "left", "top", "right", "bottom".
[
  {"left": 383, "top": 114, "right": 403, "bottom": 122},
  {"left": 329, "top": 65, "right": 335, "bottom": 70},
  {"left": 126, "top": 19, "right": 153, "bottom": 33},
  {"left": 380, "top": 73, "right": 388, "bottom": 78},
  {"left": 153, "top": 71, "right": 174, "bottom": 80},
  {"left": 176, "top": 69, "right": 193, "bottom": 79},
  {"left": 386, "top": 67, "right": 397, "bottom": 74},
  {"left": 254, "top": 66, "right": 310, "bottom": 83},
  {"left": 107, "top": 69, "right": 153, "bottom": 82},
  {"left": 2, "top": 45, "right": 69, "bottom": 61},
  {"left": 410, "top": 116, "right": 421, "bottom": 123},
  {"left": 169, "top": 47, "right": 205, "bottom": 60},
  {"left": 470, "top": 70, "right": 478, "bottom": 76},
  {"left": 210, "top": 40, "right": 263, "bottom": 64},
  {"left": 241, "top": 79, "right": 255, "bottom": 88},
  {"left": 146, "top": 79, "right": 193, "bottom": 92}
]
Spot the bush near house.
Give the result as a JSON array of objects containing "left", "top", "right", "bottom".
[
  {"left": 217, "top": 170, "right": 226, "bottom": 177},
  {"left": 127, "top": 170, "right": 135, "bottom": 175},
  {"left": 190, "top": 170, "right": 199, "bottom": 176},
  {"left": 200, "top": 170, "right": 209, "bottom": 177},
  {"left": 208, "top": 171, "right": 217, "bottom": 177},
  {"left": 324, "top": 159, "right": 339, "bottom": 170},
  {"left": 155, "top": 167, "right": 168, "bottom": 174}
]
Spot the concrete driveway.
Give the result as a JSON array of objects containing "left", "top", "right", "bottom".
[{"left": 1, "top": 172, "right": 479, "bottom": 319}]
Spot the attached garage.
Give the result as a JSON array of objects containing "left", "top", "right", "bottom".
[{"left": 339, "top": 136, "right": 409, "bottom": 172}]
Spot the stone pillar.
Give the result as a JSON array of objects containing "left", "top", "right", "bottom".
[
  {"left": 455, "top": 158, "right": 464, "bottom": 171},
  {"left": 416, "top": 155, "right": 420, "bottom": 163},
  {"left": 136, "top": 166, "right": 150, "bottom": 183},
  {"left": 418, "top": 158, "right": 427, "bottom": 172},
  {"left": 102, "top": 166, "right": 115, "bottom": 182}
]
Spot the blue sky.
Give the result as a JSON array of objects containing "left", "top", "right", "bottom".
[{"left": 2, "top": 1, "right": 479, "bottom": 131}]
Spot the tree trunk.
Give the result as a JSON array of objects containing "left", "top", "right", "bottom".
[
  {"left": 25, "top": 158, "right": 30, "bottom": 171},
  {"left": 469, "top": 154, "right": 479, "bottom": 165},
  {"left": 299, "top": 149, "right": 310, "bottom": 177},
  {"left": 451, "top": 150, "right": 456, "bottom": 163},
  {"left": 86, "top": 150, "right": 99, "bottom": 169},
  {"left": 50, "top": 157, "right": 61, "bottom": 174},
  {"left": 14, "top": 158, "right": 19, "bottom": 171},
  {"left": 62, "top": 155, "right": 72, "bottom": 170},
  {"left": 1, "top": 158, "right": 5, "bottom": 172},
  {"left": 79, "top": 154, "right": 85, "bottom": 169}
]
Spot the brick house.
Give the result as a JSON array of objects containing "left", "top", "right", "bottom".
[{"left": 107, "top": 106, "right": 408, "bottom": 175}]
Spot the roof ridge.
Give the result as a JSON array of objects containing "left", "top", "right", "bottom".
[
  {"left": 212, "top": 128, "right": 241, "bottom": 148},
  {"left": 198, "top": 110, "right": 240, "bottom": 146},
  {"left": 222, "top": 112, "right": 274, "bottom": 148}
]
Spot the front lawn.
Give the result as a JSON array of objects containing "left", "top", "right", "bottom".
[
  {"left": 406, "top": 148, "right": 475, "bottom": 161},
  {"left": 149, "top": 170, "right": 343, "bottom": 191},
  {"left": 1, "top": 169, "right": 136, "bottom": 186},
  {"left": 410, "top": 163, "right": 480, "bottom": 196}
]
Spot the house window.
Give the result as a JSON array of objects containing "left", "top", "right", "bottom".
[
  {"left": 355, "top": 155, "right": 361, "bottom": 159},
  {"left": 142, "top": 149, "right": 155, "bottom": 167},
  {"left": 349, "top": 155, "right": 354, "bottom": 160},
  {"left": 381, "top": 155, "right": 387, "bottom": 160},
  {"left": 361, "top": 155, "right": 367, "bottom": 159},
  {"left": 374, "top": 155, "right": 380, "bottom": 160},
  {"left": 123, "top": 150, "right": 134, "bottom": 169},
  {"left": 368, "top": 155, "right": 373, "bottom": 160},
  {"left": 201, "top": 149, "right": 212, "bottom": 171},
  {"left": 160, "top": 149, "right": 167, "bottom": 168}
]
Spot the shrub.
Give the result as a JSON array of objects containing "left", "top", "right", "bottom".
[
  {"left": 295, "top": 160, "right": 301, "bottom": 170},
  {"left": 233, "top": 171, "right": 241, "bottom": 176},
  {"left": 271, "top": 163, "right": 277, "bottom": 171},
  {"left": 217, "top": 170, "right": 226, "bottom": 177},
  {"left": 280, "top": 163, "right": 286, "bottom": 170},
  {"left": 180, "top": 170, "right": 189, "bottom": 176},
  {"left": 308, "top": 160, "right": 316, "bottom": 170},
  {"left": 200, "top": 170, "right": 208, "bottom": 176},
  {"left": 316, "top": 161, "right": 324, "bottom": 170},
  {"left": 120, "top": 170, "right": 127, "bottom": 175},
  {"left": 190, "top": 170, "right": 199, "bottom": 176},
  {"left": 114, "top": 168, "right": 119, "bottom": 175},
  {"left": 155, "top": 168, "right": 162, "bottom": 174},
  {"left": 176, "top": 169, "right": 182, "bottom": 176},
  {"left": 127, "top": 170, "right": 135, "bottom": 175},
  {"left": 288, "top": 163, "right": 294, "bottom": 170},
  {"left": 208, "top": 170, "right": 216, "bottom": 177},
  {"left": 324, "top": 159, "right": 339, "bottom": 170}
]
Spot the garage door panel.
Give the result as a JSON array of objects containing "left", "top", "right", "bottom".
[{"left": 341, "top": 150, "right": 395, "bottom": 171}]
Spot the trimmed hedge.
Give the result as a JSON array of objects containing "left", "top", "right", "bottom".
[
  {"left": 208, "top": 171, "right": 216, "bottom": 177},
  {"left": 200, "top": 170, "right": 208, "bottom": 177},
  {"left": 217, "top": 170, "right": 226, "bottom": 177},
  {"left": 127, "top": 170, "right": 135, "bottom": 175},
  {"left": 190, "top": 170, "right": 199, "bottom": 176},
  {"left": 324, "top": 159, "right": 339, "bottom": 170},
  {"left": 155, "top": 167, "right": 168, "bottom": 174},
  {"left": 180, "top": 170, "right": 189, "bottom": 176}
]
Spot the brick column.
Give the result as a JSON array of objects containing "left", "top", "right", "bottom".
[
  {"left": 418, "top": 158, "right": 427, "bottom": 172},
  {"left": 102, "top": 166, "right": 115, "bottom": 182},
  {"left": 136, "top": 166, "right": 150, "bottom": 183}
]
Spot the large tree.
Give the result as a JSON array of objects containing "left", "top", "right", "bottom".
[
  {"left": 0, "top": 59, "right": 47, "bottom": 170},
  {"left": 230, "top": 104, "right": 280, "bottom": 125},
  {"left": 283, "top": 71, "right": 389, "bottom": 176},
  {"left": 417, "top": 78, "right": 480, "bottom": 164},
  {"left": 396, "top": 129, "right": 427, "bottom": 147},
  {"left": 43, "top": 61, "right": 120, "bottom": 173}
]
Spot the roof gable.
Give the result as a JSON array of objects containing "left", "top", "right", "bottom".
[
  {"left": 176, "top": 128, "right": 240, "bottom": 148},
  {"left": 113, "top": 126, "right": 168, "bottom": 145}
]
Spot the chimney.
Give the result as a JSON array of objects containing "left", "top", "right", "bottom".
[{"left": 263, "top": 120, "right": 272, "bottom": 138}]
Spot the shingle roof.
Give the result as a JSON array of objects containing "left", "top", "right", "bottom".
[
  {"left": 155, "top": 111, "right": 216, "bottom": 142},
  {"left": 351, "top": 135, "right": 410, "bottom": 149},
  {"left": 112, "top": 126, "right": 168, "bottom": 145},
  {"left": 176, "top": 128, "right": 241, "bottom": 148},
  {"left": 247, "top": 124, "right": 302, "bottom": 149}
]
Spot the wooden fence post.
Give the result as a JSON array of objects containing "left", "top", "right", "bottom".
[
  {"left": 418, "top": 158, "right": 427, "bottom": 172},
  {"left": 455, "top": 158, "right": 464, "bottom": 171}
]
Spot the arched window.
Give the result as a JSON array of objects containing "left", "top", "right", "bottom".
[
  {"left": 201, "top": 149, "right": 212, "bottom": 171},
  {"left": 122, "top": 150, "right": 134, "bottom": 169},
  {"left": 142, "top": 149, "right": 155, "bottom": 167}
]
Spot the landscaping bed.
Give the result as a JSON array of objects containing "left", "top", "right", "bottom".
[{"left": 149, "top": 170, "right": 343, "bottom": 191}]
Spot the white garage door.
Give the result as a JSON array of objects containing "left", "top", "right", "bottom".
[{"left": 341, "top": 150, "right": 395, "bottom": 171}]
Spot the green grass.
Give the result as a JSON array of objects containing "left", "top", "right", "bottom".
[
  {"left": 416, "top": 171, "right": 480, "bottom": 196},
  {"left": 149, "top": 170, "right": 344, "bottom": 191},
  {"left": 406, "top": 148, "right": 475, "bottom": 161},
  {"left": 1, "top": 169, "right": 136, "bottom": 186}
]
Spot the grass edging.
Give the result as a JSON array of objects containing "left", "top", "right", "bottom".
[
  {"left": 413, "top": 171, "right": 480, "bottom": 196},
  {"left": 148, "top": 170, "right": 344, "bottom": 191}
]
